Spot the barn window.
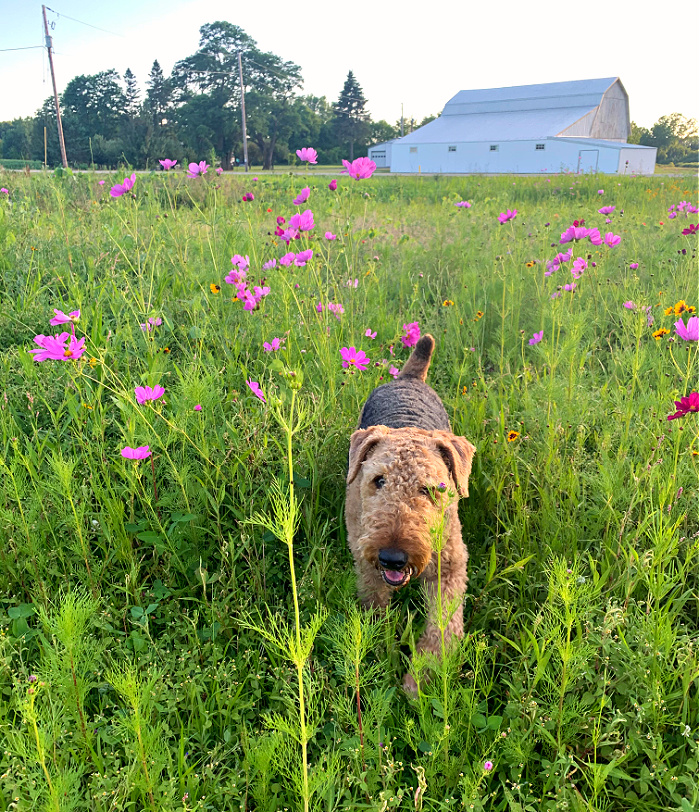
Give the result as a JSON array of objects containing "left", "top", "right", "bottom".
[
  {"left": 535, "top": 143, "right": 545, "bottom": 150},
  {"left": 409, "top": 147, "right": 418, "bottom": 154},
  {"left": 448, "top": 145, "right": 457, "bottom": 152},
  {"left": 489, "top": 144, "right": 499, "bottom": 152}
]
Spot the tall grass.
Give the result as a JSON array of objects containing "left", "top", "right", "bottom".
[{"left": 0, "top": 166, "right": 696, "bottom": 811}]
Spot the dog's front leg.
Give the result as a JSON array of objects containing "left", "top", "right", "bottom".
[{"left": 403, "top": 553, "right": 466, "bottom": 694}]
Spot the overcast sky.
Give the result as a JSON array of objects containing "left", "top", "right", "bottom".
[{"left": 1, "top": 0, "right": 698, "bottom": 129}]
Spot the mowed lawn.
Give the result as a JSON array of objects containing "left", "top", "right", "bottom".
[{"left": 0, "top": 167, "right": 697, "bottom": 812}]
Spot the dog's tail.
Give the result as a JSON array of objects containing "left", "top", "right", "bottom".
[{"left": 397, "top": 334, "right": 435, "bottom": 382}]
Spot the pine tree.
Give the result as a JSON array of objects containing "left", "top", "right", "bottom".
[
  {"left": 333, "top": 71, "right": 370, "bottom": 161},
  {"left": 124, "top": 68, "right": 140, "bottom": 117},
  {"left": 145, "top": 60, "right": 170, "bottom": 128}
]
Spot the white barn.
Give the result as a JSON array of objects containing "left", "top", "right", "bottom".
[
  {"left": 389, "top": 78, "right": 657, "bottom": 175},
  {"left": 367, "top": 139, "right": 397, "bottom": 168}
]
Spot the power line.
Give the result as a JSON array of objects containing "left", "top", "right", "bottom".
[
  {"left": 0, "top": 46, "right": 45, "bottom": 52},
  {"left": 44, "top": 6, "right": 124, "bottom": 37}
]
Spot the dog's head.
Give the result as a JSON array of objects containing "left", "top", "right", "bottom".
[{"left": 347, "top": 426, "right": 475, "bottom": 589}]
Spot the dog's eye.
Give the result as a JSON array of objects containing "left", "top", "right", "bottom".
[{"left": 374, "top": 476, "right": 385, "bottom": 489}]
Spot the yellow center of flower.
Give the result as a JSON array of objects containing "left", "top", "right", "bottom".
[{"left": 64, "top": 349, "right": 73, "bottom": 357}]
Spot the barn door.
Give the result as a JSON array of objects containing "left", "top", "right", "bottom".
[{"left": 578, "top": 150, "right": 599, "bottom": 173}]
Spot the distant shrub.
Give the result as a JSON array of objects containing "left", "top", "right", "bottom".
[{"left": 0, "top": 158, "right": 45, "bottom": 170}]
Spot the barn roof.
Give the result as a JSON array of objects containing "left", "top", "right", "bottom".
[{"left": 400, "top": 78, "right": 623, "bottom": 143}]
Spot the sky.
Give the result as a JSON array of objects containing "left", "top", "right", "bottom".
[{"left": 1, "top": 0, "right": 698, "bottom": 130}]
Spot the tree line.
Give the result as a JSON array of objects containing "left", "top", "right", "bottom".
[
  {"left": 1, "top": 23, "right": 696, "bottom": 170},
  {"left": 0, "top": 21, "right": 406, "bottom": 170},
  {"left": 629, "top": 114, "right": 698, "bottom": 165}
]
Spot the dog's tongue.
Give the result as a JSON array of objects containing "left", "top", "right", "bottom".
[{"left": 383, "top": 569, "right": 405, "bottom": 585}]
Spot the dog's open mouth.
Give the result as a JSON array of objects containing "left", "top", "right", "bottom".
[{"left": 381, "top": 568, "right": 412, "bottom": 588}]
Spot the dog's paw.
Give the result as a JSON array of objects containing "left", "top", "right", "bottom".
[{"left": 402, "top": 672, "right": 419, "bottom": 696}]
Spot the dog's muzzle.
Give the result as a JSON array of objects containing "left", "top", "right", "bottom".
[{"left": 378, "top": 548, "right": 412, "bottom": 588}]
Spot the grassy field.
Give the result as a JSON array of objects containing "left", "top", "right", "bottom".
[{"left": 0, "top": 167, "right": 697, "bottom": 812}]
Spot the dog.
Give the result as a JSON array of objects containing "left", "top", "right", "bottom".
[{"left": 345, "top": 334, "right": 476, "bottom": 692}]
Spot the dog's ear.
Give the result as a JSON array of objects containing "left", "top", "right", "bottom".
[
  {"left": 347, "top": 426, "right": 387, "bottom": 485},
  {"left": 432, "top": 432, "right": 476, "bottom": 497}
]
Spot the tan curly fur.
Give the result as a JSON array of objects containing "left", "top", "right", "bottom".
[{"left": 344, "top": 338, "right": 475, "bottom": 693}]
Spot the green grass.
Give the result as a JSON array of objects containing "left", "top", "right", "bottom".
[{"left": 0, "top": 167, "right": 697, "bottom": 811}]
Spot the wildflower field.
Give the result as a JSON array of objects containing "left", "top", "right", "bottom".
[{"left": 0, "top": 163, "right": 697, "bottom": 812}]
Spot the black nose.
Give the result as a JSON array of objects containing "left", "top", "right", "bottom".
[{"left": 378, "top": 548, "right": 408, "bottom": 571}]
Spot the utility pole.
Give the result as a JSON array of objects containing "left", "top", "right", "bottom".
[
  {"left": 237, "top": 51, "right": 249, "bottom": 172},
  {"left": 42, "top": 5, "right": 68, "bottom": 168}
]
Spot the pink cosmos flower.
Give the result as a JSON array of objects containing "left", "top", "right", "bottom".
[
  {"left": 288, "top": 210, "right": 314, "bottom": 231},
  {"left": 231, "top": 254, "right": 250, "bottom": 272},
  {"left": 293, "top": 187, "right": 310, "bottom": 205},
  {"left": 243, "top": 286, "right": 270, "bottom": 311},
  {"left": 159, "top": 159, "right": 178, "bottom": 170},
  {"left": 194, "top": 404, "right": 202, "bottom": 411},
  {"left": 497, "top": 209, "right": 517, "bottom": 224},
  {"left": 388, "top": 365, "right": 399, "bottom": 378},
  {"left": 216, "top": 167, "right": 223, "bottom": 175},
  {"left": 225, "top": 267, "right": 247, "bottom": 286},
  {"left": 563, "top": 282, "right": 577, "bottom": 291},
  {"left": 246, "top": 380, "right": 266, "bottom": 403},
  {"left": 140, "top": 316, "right": 163, "bottom": 331},
  {"left": 280, "top": 228, "right": 300, "bottom": 244},
  {"left": 682, "top": 224, "right": 698, "bottom": 236},
  {"left": 110, "top": 173, "right": 136, "bottom": 197},
  {"left": 529, "top": 331, "right": 543, "bottom": 345},
  {"left": 667, "top": 392, "right": 699, "bottom": 420},
  {"left": 121, "top": 445, "right": 152, "bottom": 460},
  {"left": 242, "top": 192, "right": 255, "bottom": 202},
  {"left": 559, "top": 225, "right": 589, "bottom": 243},
  {"left": 279, "top": 253, "right": 295, "bottom": 267},
  {"left": 263, "top": 259, "right": 277, "bottom": 270},
  {"left": 187, "top": 161, "right": 209, "bottom": 178},
  {"left": 587, "top": 227, "right": 603, "bottom": 246},
  {"left": 674, "top": 316, "right": 699, "bottom": 341},
  {"left": 597, "top": 190, "right": 604, "bottom": 195},
  {"left": 296, "top": 147, "right": 318, "bottom": 164},
  {"left": 629, "top": 262, "right": 639, "bottom": 269},
  {"left": 294, "top": 249, "right": 313, "bottom": 267},
  {"left": 484, "top": 761, "right": 494, "bottom": 772},
  {"left": 263, "top": 337, "right": 284, "bottom": 352},
  {"left": 98, "top": 180, "right": 105, "bottom": 186},
  {"left": 365, "top": 329, "right": 377, "bottom": 339},
  {"left": 346, "top": 278, "right": 358, "bottom": 288},
  {"left": 316, "top": 302, "right": 324, "bottom": 313},
  {"left": 50, "top": 308, "right": 80, "bottom": 326},
  {"left": 341, "top": 157, "right": 376, "bottom": 180},
  {"left": 0, "top": 188, "right": 8, "bottom": 194},
  {"left": 340, "top": 346, "right": 370, "bottom": 370},
  {"left": 328, "top": 179, "right": 337, "bottom": 191},
  {"left": 571, "top": 257, "right": 587, "bottom": 279},
  {"left": 623, "top": 301, "right": 636, "bottom": 310},
  {"left": 455, "top": 201, "right": 472, "bottom": 208},
  {"left": 598, "top": 205, "right": 615, "bottom": 215},
  {"left": 604, "top": 232, "right": 621, "bottom": 247},
  {"left": 135, "top": 385, "right": 165, "bottom": 405},
  {"left": 30, "top": 332, "right": 86, "bottom": 362},
  {"left": 401, "top": 322, "right": 421, "bottom": 348},
  {"left": 327, "top": 302, "right": 345, "bottom": 319},
  {"left": 325, "top": 232, "right": 337, "bottom": 240}
]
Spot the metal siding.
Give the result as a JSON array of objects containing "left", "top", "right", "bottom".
[{"left": 390, "top": 138, "right": 648, "bottom": 174}]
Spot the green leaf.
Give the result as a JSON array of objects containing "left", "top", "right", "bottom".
[{"left": 8, "top": 604, "right": 35, "bottom": 619}]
